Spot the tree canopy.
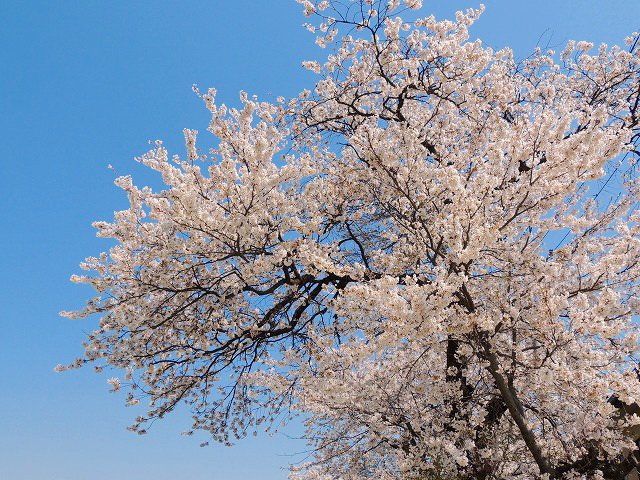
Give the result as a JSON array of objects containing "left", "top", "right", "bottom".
[{"left": 62, "top": 1, "right": 640, "bottom": 478}]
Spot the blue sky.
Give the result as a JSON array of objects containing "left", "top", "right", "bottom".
[{"left": 1, "top": 1, "right": 639, "bottom": 479}]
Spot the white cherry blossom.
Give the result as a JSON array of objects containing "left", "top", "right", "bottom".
[{"left": 62, "top": 1, "right": 640, "bottom": 478}]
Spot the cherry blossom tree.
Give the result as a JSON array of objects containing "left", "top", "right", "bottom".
[{"left": 61, "top": 1, "right": 640, "bottom": 478}]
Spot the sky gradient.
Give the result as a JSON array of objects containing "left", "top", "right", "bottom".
[{"left": 1, "top": 1, "right": 639, "bottom": 479}]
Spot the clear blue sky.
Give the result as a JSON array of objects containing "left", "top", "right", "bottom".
[{"left": 1, "top": 1, "right": 638, "bottom": 479}]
